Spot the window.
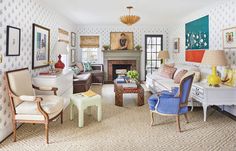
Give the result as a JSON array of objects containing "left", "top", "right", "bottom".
[
  {"left": 80, "top": 35, "right": 99, "bottom": 63},
  {"left": 145, "top": 35, "right": 163, "bottom": 75},
  {"left": 82, "top": 48, "right": 98, "bottom": 63}
]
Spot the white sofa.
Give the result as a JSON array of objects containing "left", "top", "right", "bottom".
[{"left": 145, "top": 64, "right": 202, "bottom": 93}]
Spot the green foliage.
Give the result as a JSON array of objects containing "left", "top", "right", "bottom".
[
  {"left": 103, "top": 45, "right": 110, "bottom": 50},
  {"left": 135, "top": 45, "right": 142, "bottom": 50},
  {"left": 127, "top": 70, "right": 139, "bottom": 80}
]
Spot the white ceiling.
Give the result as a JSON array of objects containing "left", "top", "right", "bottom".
[{"left": 40, "top": 0, "right": 219, "bottom": 26}]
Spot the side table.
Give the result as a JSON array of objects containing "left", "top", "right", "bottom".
[{"left": 114, "top": 81, "right": 144, "bottom": 107}]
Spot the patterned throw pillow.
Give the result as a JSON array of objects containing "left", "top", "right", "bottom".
[
  {"left": 174, "top": 69, "right": 188, "bottom": 84},
  {"left": 71, "top": 66, "right": 80, "bottom": 77},
  {"left": 160, "top": 65, "right": 177, "bottom": 79},
  {"left": 76, "top": 63, "right": 84, "bottom": 72},
  {"left": 182, "top": 69, "right": 201, "bottom": 83},
  {"left": 83, "top": 62, "right": 93, "bottom": 72}
]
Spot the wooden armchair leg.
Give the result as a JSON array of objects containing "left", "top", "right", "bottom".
[
  {"left": 150, "top": 111, "right": 154, "bottom": 126},
  {"left": 13, "top": 121, "right": 16, "bottom": 142},
  {"left": 184, "top": 113, "right": 189, "bottom": 123},
  {"left": 176, "top": 115, "right": 181, "bottom": 132},
  {"left": 45, "top": 123, "right": 49, "bottom": 144},
  {"left": 61, "top": 111, "right": 63, "bottom": 124}
]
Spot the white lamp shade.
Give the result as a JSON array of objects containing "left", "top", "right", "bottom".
[
  {"left": 201, "top": 50, "right": 228, "bottom": 66},
  {"left": 53, "top": 41, "right": 69, "bottom": 56}
]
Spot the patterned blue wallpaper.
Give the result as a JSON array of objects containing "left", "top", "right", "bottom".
[{"left": 0, "top": 0, "right": 77, "bottom": 141}]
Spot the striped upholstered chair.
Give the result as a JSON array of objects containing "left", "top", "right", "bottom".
[
  {"left": 5, "top": 68, "right": 64, "bottom": 144},
  {"left": 148, "top": 73, "right": 195, "bottom": 132}
]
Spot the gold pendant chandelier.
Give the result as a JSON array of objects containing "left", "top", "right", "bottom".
[{"left": 120, "top": 6, "right": 140, "bottom": 26}]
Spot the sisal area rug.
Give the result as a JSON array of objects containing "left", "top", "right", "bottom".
[{"left": 0, "top": 84, "right": 236, "bottom": 151}]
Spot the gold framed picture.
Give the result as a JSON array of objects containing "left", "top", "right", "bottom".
[
  {"left": 110, "top": 32, "right": 134, "bottom": 50},
  {"left": 223, "top": 27, "right": 236, "bottom": 49}
]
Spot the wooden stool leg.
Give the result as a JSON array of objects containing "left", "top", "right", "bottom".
[
  {"left": 45, "top": 123, "right": 49, "bottom": 144},
  {"left": 184, "top": 113, "right": 189, "bottom": 123},
  {"left": 12, "top": 121, "right": 16, "bottom": 142},
  {"left": 150, "top": 111, "right": 154, "bottom": 126},
  {"left": 138, "top": 88, "right": 144, "bottom": 106},
  {"left": 176, "top": 115, "right": 181, "bottom": 132},
  {"left": 61, "top": 111, "right": 63, "bottom": 124}
]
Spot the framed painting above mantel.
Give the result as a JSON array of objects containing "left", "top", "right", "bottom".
[{"left": 110, "top": 32, "right": 134, "bottom": 50}]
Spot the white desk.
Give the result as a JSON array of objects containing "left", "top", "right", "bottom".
[
  {"left": 33, "top": 70, "right": 73, "bottom": 109},
  {"left": 191, "top": 82, "right": 236, "bottom": 121}
]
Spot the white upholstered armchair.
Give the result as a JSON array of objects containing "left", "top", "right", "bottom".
[{"left": 5, "top": 68, "right": 64, "bottom": 144}]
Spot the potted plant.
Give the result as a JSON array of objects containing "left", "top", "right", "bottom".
[
  {"left": 127, "top": 70, "right": 139, "bottom": 82},
  {"left": 135, "top": 45, "right": 142, "bottom": 51},
  {"left": 103, "top": 45, "right": 110, "bottom": 51}
]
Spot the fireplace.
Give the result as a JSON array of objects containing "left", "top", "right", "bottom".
[
  {"left": 107, "top": 60, "right": 136, "bottom": 81},
  {"left": 103, "top": 50, "right": 141, "bottom": 82},
  {"left": 112, "top": 64, "right": 132, "bottom": 80}
]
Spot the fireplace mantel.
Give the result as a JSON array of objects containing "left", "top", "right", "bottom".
[{"left": 103, "top": 50, "right": 141, "bottom": 82}]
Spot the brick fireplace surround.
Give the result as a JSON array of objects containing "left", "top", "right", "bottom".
[
  {"left": 108, "top": 60, "right": 136, "bottom": 81},
  {"left": 103, "top": 50, "right": 141, "bottom": 83}
]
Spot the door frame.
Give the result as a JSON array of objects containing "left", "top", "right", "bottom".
[{"left": 144, "top": 34, "right": 163, "bottom": 79}]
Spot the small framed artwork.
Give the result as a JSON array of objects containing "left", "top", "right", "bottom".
[
  {"left": 71, "top": 49, "right": 75, "bottom": 63},
  {"left": 32, "top": 23, "right": 50, "bottom": 69},
  {"left": 110, "top": 32, "right": 134, "bottom": 50},
  {"left": 71, "top": 32, "right": 76, "bottom": 47},
  {"left": 223, "top": 27, "right": 236, "bottom": 49},
  {"left": 174, "top": 38, "right": 180, "bottom": 53},
  {"left": 6, "top": 26, "right": 21, "bottom": 56}
]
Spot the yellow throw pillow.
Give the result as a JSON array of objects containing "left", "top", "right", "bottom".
[{"left": 224, "top": 69, "right": 236, "bottom": 87}]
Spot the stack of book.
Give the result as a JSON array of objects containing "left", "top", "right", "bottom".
[
  {"left": 121, "top": 83, "right": 137, "bottom": 88},
  {"left": 38, "top": 71, "right": 58, "bottom": 78},
  {"left": 115, "top": 76, "right": 129, "bottom": 83}
]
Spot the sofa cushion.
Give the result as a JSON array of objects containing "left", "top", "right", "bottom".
[
  {"left": 183, "top": 69, "right": 201, "bottom": 83},
  {"left": 174, "top": 69, "right": 188, "bottom": 84},
  {"left": 90, "top": 70, "right": 103, "bottom": 76},
  {"left": 173, "top": 64, "right": 199, "bottom": 79},
  {"left": 76, "top": 63, "right": 84, "bottom": 72},
  {"left": 75, "top": 73, "right": 91, "bottom": 81},
  {"left": 160, "top": 65, "right": 177, "bottom": 79},
  {"left": 16, "top": 95, "right": 63, "bottom": 115},
  {"left": 71, "top": 66, "right": 80, "bottom": 77},
  {"left": 83, "top": 62, "right": 93, "bottom": 72}
]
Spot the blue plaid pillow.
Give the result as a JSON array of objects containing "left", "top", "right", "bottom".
[
  {"left": 71, "top": 66, "right": 80, "bottom": 76},
  {"left": 83, "top": 62, "right": 93, "bottom": 72}
]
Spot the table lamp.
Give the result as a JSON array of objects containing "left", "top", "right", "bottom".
[
  {"left": 201, "top": 50, "right": 228, "bottom": 87},
  {"left": 53, "top": 41, "right": 69, "bottom": 69},
  {"left": 158, "top": 51, "right": 169, "bottom": 64}
]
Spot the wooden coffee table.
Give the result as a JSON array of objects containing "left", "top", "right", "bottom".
[{"left": 114, "top": 81, "right": 144, "bottom": 107}]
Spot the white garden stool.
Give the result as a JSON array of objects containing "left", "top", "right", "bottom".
[{"left": 70, "top": 93, "right": 102, "bottom": 127}]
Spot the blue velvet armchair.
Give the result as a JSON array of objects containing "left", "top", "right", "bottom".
[{"left": 148, "top": 74, "right": 195, "bottom": 132}]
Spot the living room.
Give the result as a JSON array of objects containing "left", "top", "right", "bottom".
[{"left": 0, "top": 0, "right": 236, "bottom": 150}]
